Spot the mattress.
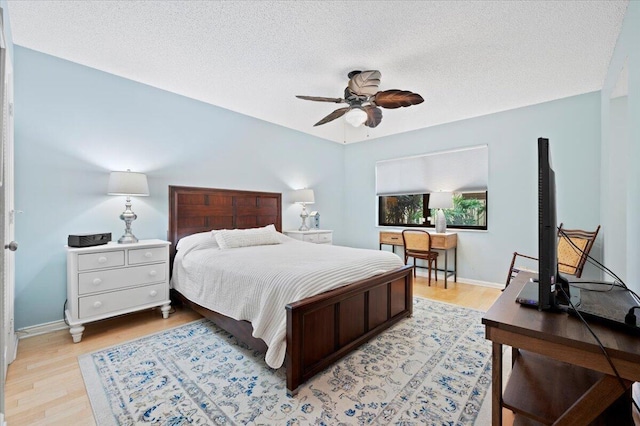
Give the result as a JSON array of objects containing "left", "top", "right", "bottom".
[{"left": 171, "top": 235, "right": 404, "bottom": 368}]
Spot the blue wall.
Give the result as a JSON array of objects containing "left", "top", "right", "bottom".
[
  {"left": 601, "top": 0, "right": 640, "bottom": 295},
  {"left": 14, "top": 47, "right": 346, "bottom": 329},
  {"left": 343, "top": 93, "right": 602, "bottom": 285},
  {"left": 14, "top": 48, "right": 605, "bottom": 329}
]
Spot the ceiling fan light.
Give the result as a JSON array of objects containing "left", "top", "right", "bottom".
[{"left": 344, "top": 108, "right": 368, "bottom": 127}]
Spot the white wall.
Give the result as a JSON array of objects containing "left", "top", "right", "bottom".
[{"left": 343, "top": 93, "right": 602, "bottom": 285}]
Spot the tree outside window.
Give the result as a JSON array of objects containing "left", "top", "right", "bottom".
[{"left": 379, "top": 192, "right": 487, "bottom": 230}]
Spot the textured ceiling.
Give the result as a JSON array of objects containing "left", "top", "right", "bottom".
[{"left": 6, "top": 1, "right": 628, "bottom": 144}]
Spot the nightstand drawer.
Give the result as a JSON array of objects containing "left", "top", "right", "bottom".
[
  {"left": 78, "top": 283, "right": 167, "bottom": 319},
  {"left": 302, "top": 233, "right": 319, "bottom": 243},
  {"left": 78, "top": 264, "right": 166, "bottom": 295},
  {"left": 316, "top": 233, "right": 332, "bottom": 244},
  {"left": 128, "top": 247, "right": 168, "bottom": 265},
  {"left": 284, "top": 230, "right": 333, "bottom": 245},
  {"left": 78, "top": 250, "right": 125, "bottom": 271}
]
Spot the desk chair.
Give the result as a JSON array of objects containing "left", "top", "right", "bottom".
[
  {"left": 506, "top": 223, "right": 600, "bottom": 287},
  {"left": 402, "top": 230, "right": 439, "bottom": 286}
]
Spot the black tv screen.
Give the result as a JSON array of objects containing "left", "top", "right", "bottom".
[
  {"left": 538, "top": 138, "right": 557, "bottom": 310},
  {"left": 538, "top": 137, "right": 570, "bottom": 310}
]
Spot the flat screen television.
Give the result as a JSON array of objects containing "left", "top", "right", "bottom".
[{"left": 538, "top": 137, "right": 572, "bottom": 310}]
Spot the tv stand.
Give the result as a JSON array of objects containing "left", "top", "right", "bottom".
[
  {"left": 503, "top": 350, "right": 631, "bottom": 424},
  {"left": 483, "top": 271, "right": 640, "bottom": 425}
]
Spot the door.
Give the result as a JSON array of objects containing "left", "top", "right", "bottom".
[
  {"left": 2, "top": 39, "right": 15, "bottom": 369},
  {"left": 0, "top": 6, "right": 16, "bottom": 424}
]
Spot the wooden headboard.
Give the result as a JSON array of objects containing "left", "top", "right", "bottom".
[{"left": 168, "top": 186, "right": 282, "bottom": 262}]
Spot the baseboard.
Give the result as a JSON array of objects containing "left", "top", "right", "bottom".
[
  {"left": 1, "top": 412, "right": 6, "bottom": 426},
  {"left": 16, "top": 319, "right": 68, "bottom": 339},
  {"left": 459, "top": 277, "right": 505, "bottom": 289},
  {"left": 414, "top": 269, "right": 504, "bottom": 289}
]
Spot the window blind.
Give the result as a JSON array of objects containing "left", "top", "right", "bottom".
[{"left": 375, "top": 145, "right": 488, "bottom": 196}]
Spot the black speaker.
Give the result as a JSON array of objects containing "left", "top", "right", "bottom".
[{"left": 68, "top": 233, "right": 112, "bottom": 248}]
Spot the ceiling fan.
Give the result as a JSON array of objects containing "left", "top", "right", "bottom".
[{"left": 296, "top": 70, "right": 424, "bottom": 128}]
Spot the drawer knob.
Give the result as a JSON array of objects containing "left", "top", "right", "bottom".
[
  {"left": 149, "top": 290, "right": 158, "bottom": 297},
  {"left": 144, "top": 252, "right": 153, "bottom": 258},
  {"left": 149, "top": 270, "right": 157, "bottom": 277},
  {"left": 97, "top": 256, "right": 107, "bottom": 264},
  {"left": 93, "top": 301, "right": 102, "bottom": 308},
  {"left": 92, "top": 278, "right": 102, "bottom": 286}
]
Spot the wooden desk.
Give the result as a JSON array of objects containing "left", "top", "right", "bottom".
[
  {"left": 482, "top": 271, "right": 640, "bottom": 425},
  {"left": 379, "top": 231, "right": 457, "bottom": 288}
]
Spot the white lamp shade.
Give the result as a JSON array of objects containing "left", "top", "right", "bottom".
[
  {"left": 107, "top": 171, "right": 150, "bottom": 196},
  {"left": 291, "top": 189, "right": 315, "bottom": 204},
  {"left": 428, "top": 191, "right": 453, "bottom": 209},
  {"left": 344, "top": 108, "right": 368, "bottom": 127}
]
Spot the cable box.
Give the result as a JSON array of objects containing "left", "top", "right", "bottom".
[{"left": 68, "top": 233, "right": 112, "bottom": 248}]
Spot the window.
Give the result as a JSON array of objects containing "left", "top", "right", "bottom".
[
  {"left": 378, "top": 191, "right": 487, "bottom": 230},
  {"left": 375, "top": 145, "right": 489, "bottom": 230},
  {"left": 378, "top": 194, "right": 425, "bottom": 226}
]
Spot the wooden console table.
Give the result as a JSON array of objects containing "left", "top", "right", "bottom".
[
  {"left": 482, "top": 271, "right": 640, "bottom": 425},
  {"left": 379, "top": 231, "right": 457, "bottom": 288}
]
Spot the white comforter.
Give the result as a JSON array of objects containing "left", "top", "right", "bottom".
[{"left": 171, "top": 237, "right": 404, "bottom": 369}]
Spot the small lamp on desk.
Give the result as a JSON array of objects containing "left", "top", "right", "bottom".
[
  {"left": 291, "top": 189, "right": 315, "bottom": 231},
  {"left": 429, "top": 191, "right": 453, "bottom": 233},
  {"left": 108, "top": 170, "right": 149, "bottom": 243}
]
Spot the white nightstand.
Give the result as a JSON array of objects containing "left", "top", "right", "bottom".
[
  {"left": 284, "top": 230, "right": 333, "bottom": 245},
  {"left": 65, "top": 239, "right": 171, "bottom": 343}
]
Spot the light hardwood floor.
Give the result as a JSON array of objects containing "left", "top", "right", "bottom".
[
  {"left": 6, "top": 277, "right": 633, "bottom": 425},
  {"left": 412, "top": 274, "right": 502, "bottom": 311},
  {"left": 3, "top": 276, "right": 502, "bottom": 425},
  {"left": 4, "top": 305, "right": 202, "bottom": 425}
]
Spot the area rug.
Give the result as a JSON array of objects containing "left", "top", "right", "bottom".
[{"left": 79, "top": 298, "right": 493, "bottom": 425}]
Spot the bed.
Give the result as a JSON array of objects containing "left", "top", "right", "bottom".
[{"left": 168, "top": 185, "right": 413, "bottom": 395}]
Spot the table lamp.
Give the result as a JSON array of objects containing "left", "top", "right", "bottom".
[
  {"left": 291, "top": 189, "right": 315, "bottom": 231},
  {"left": 429, "top": 191, "right": 453, "bottom": 233},
  {"left": 108, "top": 170, "right": 149, "bottom": 243}
]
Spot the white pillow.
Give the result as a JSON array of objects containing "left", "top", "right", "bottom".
[
  {"left": 176, "top": 231, "right": 219, "bottom": 252},
  {"left": 215, "top": 224, "right": 280, "bottom": 249}
]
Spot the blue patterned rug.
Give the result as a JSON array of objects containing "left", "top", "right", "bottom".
[{"left": 79, "top": 298, "right": 492, "bottom": 425}]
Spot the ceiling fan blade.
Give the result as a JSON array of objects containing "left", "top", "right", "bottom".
[
  {"left": 372, "top": 90, "right": 424, "bottom": 109},
  {"left": 296, "top": 95, "right": 345, "bottom": 103},
  {"left": 313, "top": 107, "right": 350, "bottom": 126},
  {"left": 363, "top": 106, "right": 382, "bottom": 128},
  {"left": 347, "top": 70, "right": 381, "bottom": 97}
]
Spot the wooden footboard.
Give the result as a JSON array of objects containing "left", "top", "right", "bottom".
[{"left": 285, "top": 265, "right": 413, "bottom": 396}]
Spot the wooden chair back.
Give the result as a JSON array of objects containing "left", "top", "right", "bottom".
[
  {"left": 505, "top": 223, "right": 600, "bottom": 287},
  {"left": 402, "top": 229, "right": 432, "bottom": 252},
  {"left": 402, "top": 229, "right": 439, "bottom": 285},
  {"left": 556, "top": 223, "right": 600, "bottom": 278}
]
